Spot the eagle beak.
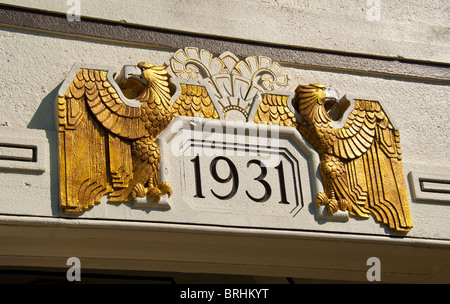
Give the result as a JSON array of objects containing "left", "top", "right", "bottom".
[
  {"left": 324, "top": 97, "right": 337, "bottom": 111},
  {"left": 324, "top": 88, "right": 339, "bottom": 112},
  {"left": 114, "top": 65, "right": 148, "bottom": 100},
  {"left": 115, "top": 65, "right": 148, "bottom": 87}
]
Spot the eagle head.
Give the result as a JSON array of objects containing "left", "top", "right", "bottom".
[
  {"left": 115, "top": 62, "right": 169, "bottom": 102},
  {"left": 294, "top": 83, "right": 339, "bottom": 122}
]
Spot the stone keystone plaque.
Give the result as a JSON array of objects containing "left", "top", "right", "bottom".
[{"left": 157, "top": 116, "right": 319, "bottom": 225}]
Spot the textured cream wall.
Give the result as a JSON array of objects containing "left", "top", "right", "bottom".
[{"left": 1, "top": 0, "right": 449, "bottom": 63}]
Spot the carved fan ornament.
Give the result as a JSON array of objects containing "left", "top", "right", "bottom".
[{"left": 57, "top": 47, "right": 413, "bottom": 232}]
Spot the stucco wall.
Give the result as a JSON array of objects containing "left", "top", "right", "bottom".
[{"left": 1, "top": 0, "right": 449, "bottom": 63}]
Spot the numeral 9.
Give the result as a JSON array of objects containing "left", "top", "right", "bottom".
[{"left": 209, "top": 156, "right": 239, "bottom": 200}]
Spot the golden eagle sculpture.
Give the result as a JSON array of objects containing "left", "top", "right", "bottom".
[
  {"left": 292, "top": 84, "right": 413, "bottom": 232},
  {"left": 57, "top": 48, "right": 412, "bottom": 233},
  {"left": 58, "top": 62, "right": 174, "bottom": 213},
  {"left": 58, "top": 60, "right": 221, "bottom": 214}
]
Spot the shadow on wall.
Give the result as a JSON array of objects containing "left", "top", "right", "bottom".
[
  {"left": 27, "top": 82, "right": 62, "bottom": 217},
  {"left": 27, "top": 83, "right": 62, "bottom": 131}
]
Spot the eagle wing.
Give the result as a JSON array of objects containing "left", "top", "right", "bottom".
[
  {"left": 253, "top": 93, "right": 298, "bottom": 127},
  {"left": 172, "top": 83, "right": 219, "bottom": 119},
  {"left": 58, "top": 67, "right": 145, "bottom": 213},
  {"left": 72, "top": 68, "right": 149, "bottom": 139},
  {"left": 332, "top": 99, "right": 413, "bottom": 232}
]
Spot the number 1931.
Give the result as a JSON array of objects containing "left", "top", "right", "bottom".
[{"left": 191, "top": 155, "right": 290, "bottom": 204}]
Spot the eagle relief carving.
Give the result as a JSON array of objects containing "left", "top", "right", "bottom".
[
  {"left": 57, "top": 47, "right": 413, "bottom": 232},
  {"left": 294, "top": 84, "right": 413, "bottom": 232},
  {"left": 58, "top": 62, "right": 174, "bottom": 214}
]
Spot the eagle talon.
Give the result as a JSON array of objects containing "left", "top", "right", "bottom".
[
  {"left": 326, "top": 199, "right": 339, "bottom": 214},
  {"left": 316, "top": 192, "right": 328, "bottom": 206},
  {"left": 132, "top": 183, "right": 148, "bottom": 199},
  {"left": 147, "top": 187, "right": 163, "bottom": 202},
  {"left": 133, "top": 180, "right": 171, "bottom": 203},
  {"left": 158, "top": 181, "right": 172, "bottom": 197},
  {"left": 317, "top": 192, "right": 350, "bottom": 214}
]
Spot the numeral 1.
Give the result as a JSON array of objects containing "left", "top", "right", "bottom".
[
  {"left": 275, "top": 161, "right": 290, "bottom": 204},
  {"left": 191, "top": 155, "right": 205, "bottom": 198}
]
